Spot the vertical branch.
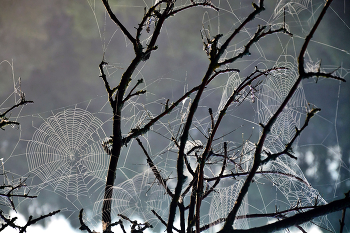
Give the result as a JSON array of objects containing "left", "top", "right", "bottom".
[
  {"left": 166, "top": 61, "right": 218, "bottom": 233},
  {"left": 100, "top": 2, "right": 175, "bottom": 232},
  {"left": 102, "top": 57, "right": 142, "bottom": 233}
]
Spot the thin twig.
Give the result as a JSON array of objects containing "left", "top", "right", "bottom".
[{"left": 136, "top": 138, "right": 174, "bottom": 198}]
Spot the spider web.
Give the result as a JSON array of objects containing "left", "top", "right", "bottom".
[
  {"left": 1, "top": 0, "right": 349, "bottom": 232},
  {"left": 26, "top": 108, "right": 109, "bottom": 202}
]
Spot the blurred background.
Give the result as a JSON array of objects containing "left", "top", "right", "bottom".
[{"left": 0, "top": 0, "right": 349, "bottom": 232}]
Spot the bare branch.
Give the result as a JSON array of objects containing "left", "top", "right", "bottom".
[
  {"left": 202, "top": 142, "right": 227, "bottom": 199},
  {"left": 218, "top": 26, "right": 292, "bottom": 67},
  {"left": 168, "top": 1, "right": 219, "bottom": 17},
  {"left": 231, "top": 193, "right": 350, "bottom": 233},
  {"left": 304, "top": 71, "right": 346, "bottom": 82},
  {"left": 19, "top": 210, "right": 60, "bottom": 233},
  {"left": 200, "top": 204, "right": 322, "bottom": 231},
  {"left": 136, "top": 138, "right": 174, "bottom": 198},
  {"left": 151, "top": 210, "right": 180, "bottom": 232},
  {"left": 205, "top": 170, "right": 310, "bottom": 187},
  {"left": 122, "top": 79, "right": 146, "bottom": 104},
  {"left": 298, "top": 0, "right": 333, "bottom": 76},
  {"left": 117, "top": 214, "right": 153, "bottom": 232},
  {"left": 216, "top": 1, "right": 266, "bottom": 61},
  {"left": 0, "top": 95, "right": 33, "bottom": 130},
  {"left": 101, "top": 0, "right": 136, "bottom": 46}
]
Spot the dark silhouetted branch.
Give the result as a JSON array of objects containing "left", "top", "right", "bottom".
[
  {"left": 168, "top": 2, "right": 219, "bottom": 16},
  {"left": 101, "top": 0, "right": 136, "bottom": 46},
  {"left": 151, "top": 210, "right": 180, "bottom": 232},
  {"left": 231, "top": 193, "right": 350, "bottom": 233}
]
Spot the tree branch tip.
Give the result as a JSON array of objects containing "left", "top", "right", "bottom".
[
  {"left": 286, "top": 152, "right": 297, "bottom": 160},
  {"left": 345, "top": 190, "right": 350, "bottom": 198},
  {"left": 100, "top": 61, "right": 108, "bottom": 66}
]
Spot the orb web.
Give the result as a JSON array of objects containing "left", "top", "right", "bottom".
[{"left": 26, "top": 108, "right": 109, "bottom": 202}]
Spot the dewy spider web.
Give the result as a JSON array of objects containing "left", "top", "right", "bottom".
[
  {"left": 26, "top": 108, "right": 109, "bottom": 202},
  {"left": 1, "top": 0, "right": 349, "bottom": 232}
]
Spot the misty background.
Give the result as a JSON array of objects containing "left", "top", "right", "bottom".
[{"left": 1, "top": 0, "right": 349, "bottom": 232}]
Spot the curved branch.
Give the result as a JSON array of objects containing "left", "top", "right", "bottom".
[
  {"left": 79, "top": 209, "right": 93, "bottom": 233},
  {"left": 168, "top": 2, "right": 219, "bottom": 17},
  {"left": 101, "top": 0, "right": 136, "bottom": 45}
]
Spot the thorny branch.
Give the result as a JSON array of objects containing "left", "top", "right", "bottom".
[
  {"left": 0, "top": 209, "right": 60, "bottom": 233},
  {"left": 0, "top": 178, "right": 37, "bottom": 211},
  {"left": 118, "top": 214, "right": 153, "bottom": 233},
  {"left": 0, "top": 93, "right": 33, "bottom": 130}
]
